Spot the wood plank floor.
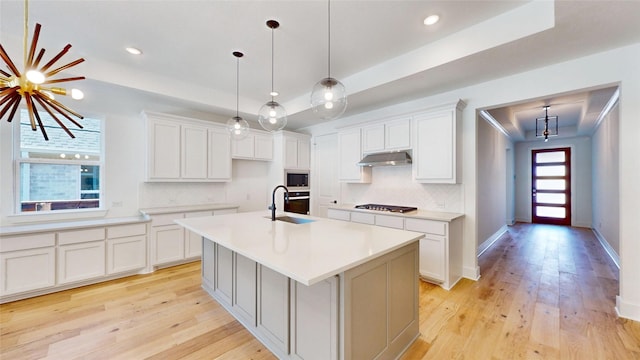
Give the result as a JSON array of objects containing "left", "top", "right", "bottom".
[{"left": 1, "top": 223, "right": 639, "bottom": 359}]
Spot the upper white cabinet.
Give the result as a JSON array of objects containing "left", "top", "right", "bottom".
[
  {"left": 232, "top": 129, "right": 274, "bottom": 161},
  {"left": 338, "top": 128, "right": 371, "bottom": 183},
  {"left": 144, "top": 111, "right": 232, "bottom": 182},
  {"left": 413, "top": 100, "right": 465, "bottom": 184},
  {"left": 275, "top": 131, "right": 310, "bottom": 170},
  {"left": 362, "top": 117, "right": 411, "bottom": 153}
]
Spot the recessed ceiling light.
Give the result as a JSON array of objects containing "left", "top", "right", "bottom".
[
  {"left": 125, "top": 47, "right": 142, "bottom": 55},
  {"left": 423, "top": 15, "right": 440, "bottom": 26}
]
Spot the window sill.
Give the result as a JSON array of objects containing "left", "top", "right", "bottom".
[{"left": 5, "top": 209, "right": 109, "bottom": 225}]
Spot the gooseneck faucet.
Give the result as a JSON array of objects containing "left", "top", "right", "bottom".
[{"left": 270, "top": 185, "right": 289, "bottom": 221}]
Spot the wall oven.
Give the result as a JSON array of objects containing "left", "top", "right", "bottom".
[
  {"left": 285, "top": 171, "right": 309, "bottom": 191},
  {"left": 284, "top": 191, "right": 310, "bottom": 215}
]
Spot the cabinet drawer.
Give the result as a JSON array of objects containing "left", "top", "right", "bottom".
[
  {"left": 58, "top": 227, "right": 105, "bottom": 245},
  {"left": 405, "top": 218, "right": 447, "bottom": 236},
  {"left": 351, "top": 212, "right": 375, "bottom": 225},
  {"left": 107, "top": 223, "right": 147, "bottom": 239},
  {"left": 0, "top": 233, "right": 56, "bottom": 252},
  {"left": 327, "top": 209, "right": 350, "bottom": 221},
  {"left": 185, "top": 210, "right": 213, "bottom": 218},
  {"left": 151, "top": 213, "right": 185, "bottom": 227},
  {"left": 375, "top": 215, "right": 404, "bottom": 229},
  {"left": 213, "top": 208, "right": 238, "bottom": 215}
]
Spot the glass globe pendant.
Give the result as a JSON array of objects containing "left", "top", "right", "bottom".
[
  {"left": 258, "top": 100, "right": 287, "bottom": 131},
  {"left": 310, "top": 77, "right": 347, "bottom": 120},
  {"left": 226, "top": 51, "right": 250, "bottom": 140},
  {"left": 258, "top": 20, "right": 287, "bottom": 132}
]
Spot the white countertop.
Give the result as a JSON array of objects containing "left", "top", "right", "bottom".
[
  {"left": 329, "top": 204, "right": 464, "bottom": 222},
  {"left": 0, "top": 215, "right": 150, "bottom": 236},
  {"left": 139, "top": 203, "right": 239, "bottom": 215},
  {"left": 175, "top": 211, "right": 424, "bottom": 286}
]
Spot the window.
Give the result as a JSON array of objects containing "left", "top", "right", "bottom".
[{"left": 16, "top": 109, "right": 103, "bottom": 213}]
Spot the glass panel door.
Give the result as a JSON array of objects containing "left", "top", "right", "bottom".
[{"left": 531, "top": 147, "right": 571, "bottom": 225}]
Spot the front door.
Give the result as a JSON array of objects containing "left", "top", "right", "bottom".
[{"left": 531, "top": 147, "right": 571, "bottom": 225}]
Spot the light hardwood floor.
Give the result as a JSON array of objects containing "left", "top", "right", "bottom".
[{"left": 1, "top": 223, "right": 639, "bottom": 359}]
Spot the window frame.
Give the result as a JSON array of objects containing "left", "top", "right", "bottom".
[{"left": 12, "top": 110, "right": 106, "bottom": 216}]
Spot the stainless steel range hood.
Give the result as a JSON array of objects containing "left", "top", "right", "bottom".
[{"left": 357, "top": 151, "right": 412, "bottom": 167}]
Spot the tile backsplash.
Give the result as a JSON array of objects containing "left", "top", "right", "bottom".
[{"left": 341, "top": 165, "right": 462, "bottom": 212}]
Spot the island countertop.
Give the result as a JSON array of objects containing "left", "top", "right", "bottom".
[{"left": 175, "top": 210, "right": 424, "bottom": 286}]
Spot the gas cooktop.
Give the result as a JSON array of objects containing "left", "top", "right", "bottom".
[{"left": 354, "top": 204, "right": 418, "bottom": 213}]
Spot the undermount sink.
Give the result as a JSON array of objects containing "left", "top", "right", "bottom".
[{"left": 266, "top": 215, "right": 316, "bottom": 224}]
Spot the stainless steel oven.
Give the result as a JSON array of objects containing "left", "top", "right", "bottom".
[{"left": 284, "top": 191, "right": 310, "bottom": 215}]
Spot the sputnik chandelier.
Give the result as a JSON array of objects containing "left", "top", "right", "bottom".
[{"left": 0, "top": 0, "right": 85, "bottom": 141}]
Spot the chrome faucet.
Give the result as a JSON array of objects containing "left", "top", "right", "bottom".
[{"left": 270, "top": 185, "right": 289, "bottom": 221}]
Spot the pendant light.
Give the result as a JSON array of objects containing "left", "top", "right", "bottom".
[
  {"left": 226, "top": 51, "right": 250, "bottom": 140},
  {"left": 310, "top": 0, "right": 347, "bottom": 120},
  {"left": 258, "top": 20, "right": 287, "bottom": 132},
  {"left": 535, "top": 106, "right": 558, "bottom": 142}
]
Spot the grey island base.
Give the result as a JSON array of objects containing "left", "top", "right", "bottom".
[{"left": 176, "top": 211, "right": 424, "bottom": 360}]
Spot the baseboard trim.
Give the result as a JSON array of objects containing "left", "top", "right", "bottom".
[
  {"left": 477, "top": 225, "right": 508, "bottom": 257},
  {"left": 463, "top": 265, "right": 480, "bottom": 281},
  {"left": 616, "top": 295, "right": 640, "bottom": 322},
  {"left": 592, "top": 228, "right": 620, "bottom": 269}
]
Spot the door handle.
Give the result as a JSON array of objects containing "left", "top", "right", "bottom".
[{"left": 332, "top": 200, "right": 337, "bottom": 204}]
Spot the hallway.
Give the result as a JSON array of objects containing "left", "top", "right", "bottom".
[{"left": 402, "top": 223, "right": 640, "bottom": 359}]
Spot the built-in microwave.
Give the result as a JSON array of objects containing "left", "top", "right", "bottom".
[{"left": 285, "top": 170, "right": 309, "bottom": 190}]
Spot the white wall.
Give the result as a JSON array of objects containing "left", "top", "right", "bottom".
[
  {"left": 477, "top": 116, "right": 512, "bottom": 249},
  {"left": 341, "top": 166, "right": 462, "bottom": 212},
  {"left": 592, "top": 102, "right": 620, "bottom": 257},
  {"left": 514, "top": 136, "right": 592, "bottom": 227}
]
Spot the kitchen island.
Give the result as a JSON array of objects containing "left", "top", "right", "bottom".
[{"left": 176, "top": 211, "right": 424, "bottom": 360}]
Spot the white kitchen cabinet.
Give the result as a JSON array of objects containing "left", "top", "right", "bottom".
[
  {"left": 234, "top": 253, "right": 257, "bottom": 326},
  {"left": 338, "top": 128, "right": 371, "bottom": 183},
  {"left": 327, "top": 208, "right": 463, "bottom": 290},
  {"left": 58, "top": 241, "right": 106, "bottom": 285},
  {"left": 214, "top": 243, "right": 234, "bottom": 306},
  {"left": 57, "top": 228, "right": 106, "bottom": 285},
  {"left": 290, "top": 276, "right": 339, "bottom": 360},
  {"left": 0, "top": 233, "right": 56, "bottom": 296},
  {"left": 282, "top": 134, "right": 310, "bottom": 170},
  {"left": 232, "top": 129, "right": 273, "bottom": 161},
  {"left": 181, "top": 124, "right": 208, "bottom": 179},
  {"left": 413, "top": 100, "right": 465, "bottom": 184},
  {"left": 144, "top": 111, "right": 232, "bottom": 182},
  {"left": 208, "top": 128, "right": 232, "bottom": 180},
  {"left": 106, "top": 223, "right": 147, "bottom": 275},
  {"left": 146, "top": 117, "right": 181, "bottom": 180},
  {"left": 327, "top": 209, "right": 350, "bottom": 221},
  {"left": 258, "top": 265, "right": 290, "bottom": 356},
  {"left": 350, "top": 212, "right": 375, "bottom": 225},
  {"left": 148, "top": 207, "right": 238, "bottom": 268},
  {"left": 362, "top": 117, "right": 411, "bottom": 154}
]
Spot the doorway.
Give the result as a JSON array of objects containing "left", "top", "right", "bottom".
[
  {"left": 531, "top": 147, "right": 571, "bottom": 225},
  {"left": 312, "top": 133, "right": 339, "bottom": 217}
]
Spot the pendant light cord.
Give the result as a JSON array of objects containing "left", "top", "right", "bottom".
[
  {"left": 23, "top": 0, "right": 29, "bottom": 66},
  {"left": 271, "top": 26, "right": 275, "bottom": 101},
  {"left": 327, "top": 0, "right": 331, "bottom": 78},
  {"left": 236, "top": 55, "right": 240, "bottom": 118}
]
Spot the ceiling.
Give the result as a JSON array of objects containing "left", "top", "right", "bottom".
[{"left": 1, "top": 1, "right": 639, "bottom": 131}]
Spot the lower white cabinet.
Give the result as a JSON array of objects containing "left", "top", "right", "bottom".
[
  {"left": 58, "top": 241, "right": 106, "bottom": 285},
  {"left": 0, "top": 246, "right": 55, "bottom": 296},
  {"left": 328, "top": 209, "right": 463, "bottom": 290},
  {"left": 149, "top": 208, "right": 237, "bottom": 267},
  {"left": 107, "top": 223, "right": 147, "bottom": 275},
  {"left": 257, "top": 265, "right": 290, "bottom": 355}
]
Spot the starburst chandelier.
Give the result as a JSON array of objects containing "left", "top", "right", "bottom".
[{"left": 0, "top": 0, "right": 85, "bottom": 141}]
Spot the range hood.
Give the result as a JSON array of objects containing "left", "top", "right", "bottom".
[{"left": 357, "top": 151, "right": 412, "bottom": 167}]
